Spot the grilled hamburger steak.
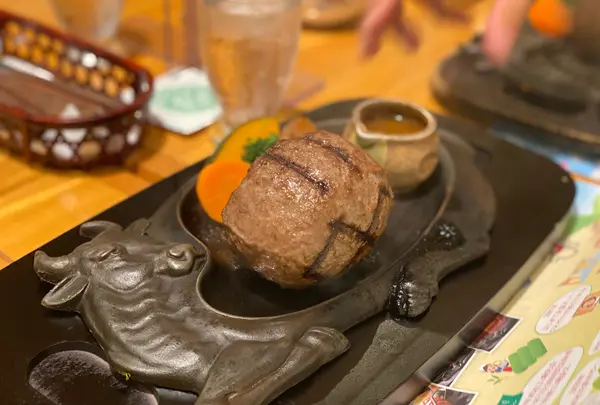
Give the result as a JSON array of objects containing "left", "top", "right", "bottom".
[{"left": 222, "top": 130, "right": 393, "bottom": 287}]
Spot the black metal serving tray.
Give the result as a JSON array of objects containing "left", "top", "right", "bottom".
[
  {"left": 431, "top": 31, "right": 600, "bottom": 155},
  {"left": 0, "top": 99, "right": 574, "bottom": 405}
]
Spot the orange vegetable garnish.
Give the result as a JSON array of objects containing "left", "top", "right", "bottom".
[
  {"left": 196, "top": 160, "right": 251, "bottom": 223},
  {"left": 213, "top": 117, "right": 280, "bottom": 163},
  {"left": 528, "top": 0, "right": 573, "bottom": 38}
]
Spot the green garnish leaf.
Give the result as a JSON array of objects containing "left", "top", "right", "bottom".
[
  {"left": 242, "top": 133, "right": 279, "bottom": 163},
  {"left": 563, "top": 0, "right": 579, "bottom": 8}
]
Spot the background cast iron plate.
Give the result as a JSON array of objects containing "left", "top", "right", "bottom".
[
  {"left": 431, "top": 30, "right": 600, "bottom": 155},
  {"left": 0, "top": 100, "right": 574, "bottom": 405}
]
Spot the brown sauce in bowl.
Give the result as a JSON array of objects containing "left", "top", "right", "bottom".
[{"left": 361, "top": 103, "right": 428, "bottom": 135}]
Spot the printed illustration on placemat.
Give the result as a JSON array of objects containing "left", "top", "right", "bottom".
[
  {"left": 481, "top": 359, "right": 512, "bottom": 374},
  {"left": 559, "top": 228, "right": 600, "bottom": 286},
  {"left": 518, "top": 347, "right": 583, "bottom": 405},
  {"left": 559, "top": 252, "right": 600, "bottom": 287},
  {"left": 479, "top": 338, "right": 547, "bottom": 388},
  {"left": 411, "top": 384, "right": 477, "bottom": 405},
  {"left": 568, "top": 181, "right": 600, "bottom": 237},
  {"left": 506, "top": 338, "right": 548, "bottom": 375},
  {"left": 488, "top": 348, "right": 584, "bottom": 405},
  {"left": 536, "top": 285, "right": 593, "bottom": 334},
  {"left": 560, "top": 357, "right": 600, "bottom": 405},
  {"left": 496, "top": 393, "right": 522, "bottom": 405},
  {"left": 433, "top": 348, "right": 477, "bottom": 387},
  {"left": 574, "top": 291, "right": 600, "bottom": 316},
  {"left": 470, "top": 314, "right": 521, "bottom": 353},
  {"left": 551, "top": 240, "right": 580, "bottom": 263},
  {"left": 589, "top": 330, "right": 600, "bottom": 356}
]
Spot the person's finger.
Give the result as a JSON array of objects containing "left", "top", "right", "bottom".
[
  {"left": 359, "top": 0, "right": 402, "bottom": 58},
  {"left": 422, "top": 0, "right": 471, "bottom": 23},
  {"left": 482, "top": 0, "right": 530, "bottom": 66},
  {"left": 393, "top": 18, "right": 420, "bottom": 51}
]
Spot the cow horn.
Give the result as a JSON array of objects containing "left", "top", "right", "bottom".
[
  {"left": 34, "top": 251, "right": 73, "bottom": 284},
  {"left": 80, "top": 221, "right": 122, "bottom": 239}
]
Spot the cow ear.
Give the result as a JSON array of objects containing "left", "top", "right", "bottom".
[
  {"left": 41, "top": 274, "right": 88, "bottom": 311},
  {"left": 126, "top": 219, "right": 150, "bottom": 235},
  {"left": 80, "top": 221, "right": 122, "bottom": 239}
]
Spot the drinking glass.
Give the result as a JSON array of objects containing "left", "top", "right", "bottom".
[
  {"left": 197, "top": 0, "right": 303, "bottom": 130},
  {"left": 50, "top": 0, "right": 124, "bottom": 44}
]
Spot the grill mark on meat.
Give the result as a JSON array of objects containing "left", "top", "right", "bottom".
[
  {"left": 348, "top": 186, "right": 388, "bottom": 265},
  {"left": 303, "top": 226, "right": 339, "bottom": 280},
  {"left": 367, "top": 188, "right": 386, "bottom": 235},
  {"left": 379, "top": 185, "right": 391, "bottom": 198},
  {"left": 303, "top": 216, "right": 379, "bottom": 279},
  {"left": 263, "top": 151, "right": 330, "bottom": 194},
  {"left": 335, "top": 222, "right": 376, "bottom": 245},
  {"left": 303, "top": 136, "right": 361, "bottom": 173}
]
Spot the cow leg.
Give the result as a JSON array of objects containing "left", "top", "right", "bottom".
[
  {"left": 194, "top": 336, "right": 297, "bottom": 405},
  {"left": 194, "top": 327, "right": 348, "bottom": 405},
  {"left": 227, "top": 326, "right": 349, "bottom": 405}
]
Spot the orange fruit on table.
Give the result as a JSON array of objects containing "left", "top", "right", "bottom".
[
  {"left": 528, "top": 0, "right": 573, "bottom": 38},
  {"left": 196, "top": 160, "right": 251, "bottom": 223}
]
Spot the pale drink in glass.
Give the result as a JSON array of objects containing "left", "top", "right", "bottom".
[{"left": 198, "top": 0, "right": 302, "bottom": 129}]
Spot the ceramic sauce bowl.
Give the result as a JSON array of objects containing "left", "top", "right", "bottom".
[{"left": 344, "top": 99, "right": 439, "bottom": 193}]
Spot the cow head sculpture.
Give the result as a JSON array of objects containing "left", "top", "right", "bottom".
[{"left": 33, "top": 219, "right": 208, "bottom": 312}]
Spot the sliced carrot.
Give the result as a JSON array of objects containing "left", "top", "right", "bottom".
[
  {"left": 196, "top": 160, "right": 251, "bottom": 223},
  {"left": 528, "top": 0, "right": 573, "bottom": 38}
]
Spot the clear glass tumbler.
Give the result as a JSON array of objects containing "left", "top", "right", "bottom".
[
  {"left": 197, "top": 0, "right": 303, "bottom": 129},
  {"left": 50, "top": 0, "right": 124, "bottom": 44}
]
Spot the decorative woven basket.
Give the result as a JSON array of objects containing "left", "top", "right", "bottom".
[{"left": 0, "top": 11, "right": 153, "bottom": 169}]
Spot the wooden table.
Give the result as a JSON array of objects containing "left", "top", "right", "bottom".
[{"left": 0, "top": 0, "right": 494, "bottom": 267}]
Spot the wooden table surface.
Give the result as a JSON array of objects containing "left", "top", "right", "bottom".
[{"left": 0, "top": 0, "right": 494, "bottom": 267}]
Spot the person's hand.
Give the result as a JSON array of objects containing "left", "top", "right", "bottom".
[
  {"left": 359, "top": 0, "right": 469, "bottom": 58},
  {"left": 359, "top": 0, "right": 531, "bottom": 66},
  {"left": 481, "top": 0, "right": 531, "bottom": 65}
]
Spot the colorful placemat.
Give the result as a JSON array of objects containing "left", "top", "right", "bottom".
[{"left": 409, "top": 124, "right": 600, "bottom": 405}]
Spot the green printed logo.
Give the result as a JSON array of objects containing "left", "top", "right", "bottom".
[{"left": 497, "top": 393, "right": 522, "bottom": 405}]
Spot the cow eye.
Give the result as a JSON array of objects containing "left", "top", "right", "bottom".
[{"left": 98, "top": 246, "right": 121, "bottom": 261}]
